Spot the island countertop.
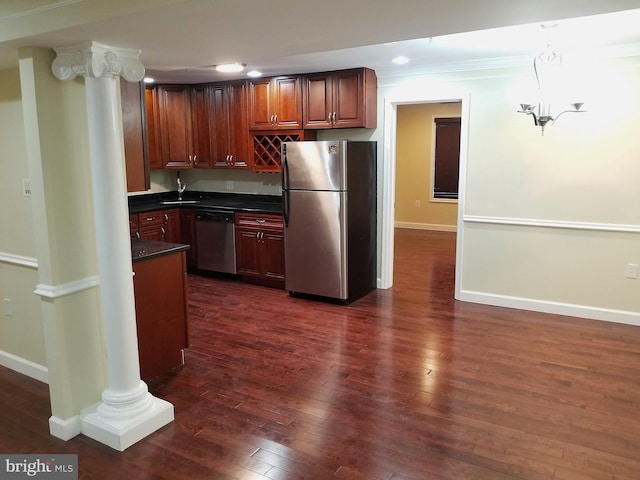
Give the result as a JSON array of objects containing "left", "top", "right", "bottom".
[{"left": 131, "top": 238, "right": 190, "bottom": 263}]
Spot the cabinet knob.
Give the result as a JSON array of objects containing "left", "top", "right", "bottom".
[{"left": 193, "top": 154, "right": 198, "bottom": 166}]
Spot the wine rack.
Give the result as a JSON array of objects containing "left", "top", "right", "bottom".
[{"left": 252, "top": 130, "right": 317, "bottom": 173}]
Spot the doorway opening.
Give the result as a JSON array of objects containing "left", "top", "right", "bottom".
[
  {"left": 380, "top": 89, "right": 470, "bottom": 298},
  {"left": 394, "top": 102, "right": 461, "bottom": 232}
]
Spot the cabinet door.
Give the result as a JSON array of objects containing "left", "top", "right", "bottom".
[
  {"left": 129, "top": 214, "right": 139, "bottom": 238},
  {"left": 158, "top": 85, "right": 193, "bottom": 168},
  {"left": 180, "top": 208, "right": 197, "bottom": 269},
  {"left": 121, "top": 79, "right": 149, "bottom": 192},
  {"left": 133, "top": 251, "right": 188, "bottom": 381},
  {"left": 139, "top": 225, "right": 165, "bottom": 241},
  {"left": 190, "top": 85, "right": 212, "bottom": 168},
  {"left": 228, "top": 81, "right": 250, "bottom": 168},
  {"left": 210, "top": 83, "right": 231, "bottom": 167},
  {"left": 332, "top": 69, "right": 365, "bottom": 128},
  {"left": 248, "top": 76, "right": 302, "bottom": 130},
  {"left": 248, "top": 78, "right": 273, "bottom": 130},
  {"left": 262, "top": 229, "right": 285, "bottom": 282},
  {"left": 163, "top": 209, "right": 181, "bottom": 243},
  {"left": 235, "top": 227, "right": 261, "bottom": 276},
  {"left": 303, "top": 73, "right": 333, "bottom": 129},
  {"left": 145, "top": 86, "right": 163, "bottom": 170},
  {"left": 302, "top": 68, "right": 377, "bottom": 129},
  {"left": 272, "top": 76, "right": 302, "bottom": 129}
]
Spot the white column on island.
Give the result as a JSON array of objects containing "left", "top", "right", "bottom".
[{"left": 51, "top": 42, "right": 173, "bottom": 451}]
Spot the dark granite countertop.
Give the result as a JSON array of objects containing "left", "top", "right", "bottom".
[
  {"left": 128, "top": 191, "right": 283, "bottom": 215},
  {"left": 131, "top": 238, "right": 190, "bottom": 263}
]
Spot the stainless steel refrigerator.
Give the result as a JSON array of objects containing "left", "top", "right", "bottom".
[{"left": 282, "top": 140, "right": 377, "bottom": 303}]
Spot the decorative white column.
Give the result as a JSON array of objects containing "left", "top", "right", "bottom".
[{"left": 52, "top": 42, "right": 173, "bottom": 451}]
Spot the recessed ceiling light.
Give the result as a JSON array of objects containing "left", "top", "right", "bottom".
[
  {"left": 247, "top": 70, "right": 262, "bottom": 78},
  {"left": 215, "top": 62, "right": 246, "bottom": 73},
  {"left": 143, "top": 77, "right": 154, "bottom": 83},
  {"left": 392, "top": 55, "right": 410, "bottom": 65}
]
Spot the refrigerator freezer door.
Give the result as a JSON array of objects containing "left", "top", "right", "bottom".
[
  {"left": 283, "top": 141, "right": 347, "bottom": 192},
  {"left": 284, "top": 190, "right": 348, "bottom": 299}
]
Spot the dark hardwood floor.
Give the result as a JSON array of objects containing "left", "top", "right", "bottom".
[{"left": 2, "top": 229, "right": 640, "bottom": 479}]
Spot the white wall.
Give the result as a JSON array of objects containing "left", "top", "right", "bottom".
[
  {"left": 375, "top": 55, "right": 640, "bottom": 325},
  {"left": 0, "top": 67, "right": 46, "bottom": 377}
]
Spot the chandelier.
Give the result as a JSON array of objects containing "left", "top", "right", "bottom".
[{"left": 518, "top": 37, "right": 585, "bottom": 135}]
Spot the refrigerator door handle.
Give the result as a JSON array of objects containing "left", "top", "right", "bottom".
[{"left": 282, "top": 144, "right": 290, "bottom": 227}]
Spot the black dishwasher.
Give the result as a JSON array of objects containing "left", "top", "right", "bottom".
[{"left": 194, "top": 209, "right": 237, "bottom": 274}]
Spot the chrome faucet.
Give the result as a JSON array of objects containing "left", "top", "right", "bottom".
[{"left": 177, "top": 175, "right": 186, "bottom": 201}]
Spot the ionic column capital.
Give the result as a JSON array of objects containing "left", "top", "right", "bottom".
[{"left": 52, "top": 41, "right": 144, "bottom": 82}]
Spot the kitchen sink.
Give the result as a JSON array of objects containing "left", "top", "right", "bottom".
[{"left": 159, "top": 200, "right": 199, "bottom": 205}]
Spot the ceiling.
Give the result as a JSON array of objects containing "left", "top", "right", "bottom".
[{"left": 2, "top": 0, "right": 640, "bottom": 83}]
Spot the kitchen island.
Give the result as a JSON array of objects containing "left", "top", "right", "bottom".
[{"left": 132, "top": 238, "right": 190, "bottom": 381}]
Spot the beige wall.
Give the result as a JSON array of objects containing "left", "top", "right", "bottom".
[
  {"left": 395, "top": 102, "right": 460, "bottom": 230},
  {"left": 0, "top": 67, "right": 45, "bottom": 372}
]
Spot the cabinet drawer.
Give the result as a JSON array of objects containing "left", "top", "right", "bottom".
[
  {"left": 138, "top": 211, "right": 164, "bottom": 227},
  {"left": 235, "top": 213, "right": 283, "bottom": 230}
]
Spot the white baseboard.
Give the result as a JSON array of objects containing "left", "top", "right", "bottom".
[
  {"left": 49, "top": 415, "right": 81, "bottom": 441},
  {"left": 458, "top": 289, "right": 640, "bottom": 327},
  {"left": 395, "top": 222, "right": 457, "bottom": 232},
  {"left": 0, "top": 350, "right": 48, "bottom": 383}
]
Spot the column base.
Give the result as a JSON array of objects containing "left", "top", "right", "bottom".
[{"left": 80, "top": 394, "right": 174, "bottom": 451}]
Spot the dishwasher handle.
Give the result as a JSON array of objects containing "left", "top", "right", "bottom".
[{"left": 195, "top": 211, "right": 235, "bottom": 223}]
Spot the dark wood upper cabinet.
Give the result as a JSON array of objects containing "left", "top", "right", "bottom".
[
  {"left": 157, "top": 85, "right": 194, "bottom": 169},
  {"left": 248, "top": 75, "right": 302, "bottom": 130},
  {"left": 145, "top": 86, "right": 163, "bottom": 170},
  {"left": 211, "top": 81, "right": 250, "bottom": 168},
  {"left": 303, "top": 68, "right": 377, "bottom": 129},
  {"left": 121, "top": 79, "right": 149, "bottom": 191},
  {"left": 190, "top": 84, "right": 213, "bottom": 169}
]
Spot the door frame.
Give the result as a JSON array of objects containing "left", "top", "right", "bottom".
[{"left": 380, "top": 86, "right": 470, "bottom": 299}]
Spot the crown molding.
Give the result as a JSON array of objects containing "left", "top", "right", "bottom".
[{"left": 376, "top": 42, "right": 640, "bottom": 79}]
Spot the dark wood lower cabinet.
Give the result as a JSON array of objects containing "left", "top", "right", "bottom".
[
  {"left": 132, "top": 250, "right": 188, "bottom": 381},
  {"left": 235, "top": 213, "right": 284, "bottom": 287},
  {"left": 180, "top": 208, "right": 197, "bottom": 269},
  {"left": 130, "top": 208, "right": 181, "bottom": 243}
]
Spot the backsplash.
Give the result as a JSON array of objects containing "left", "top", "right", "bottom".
[{"left": 143, "top": 168, "right": 282, "bottom": 196}]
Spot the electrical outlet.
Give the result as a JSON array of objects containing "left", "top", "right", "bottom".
[
  {"left": 226, "top": 180, "right": 234, "bottom": 190},
  {"left": 415, "top": 200, "right": 421, "bottom": 207},
  {"left": 625, "top": 263, "right": 638, "bottom": 279},
  {"left": 3, "top": 298, "right": 13, "bottom": 317},
  {"left": 22, "top": 179, "right": 32, "bottom": 197}
]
